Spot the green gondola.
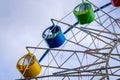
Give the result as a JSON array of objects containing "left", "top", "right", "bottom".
[{"left": 73, "top": 2, "right": 95, "bottom": 25}]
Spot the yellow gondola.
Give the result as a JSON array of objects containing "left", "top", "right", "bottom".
[{"left": 16, "top": 50, "right": 42, "bottom": 78}]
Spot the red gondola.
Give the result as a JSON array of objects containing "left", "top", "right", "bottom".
[{"left": 111, "top": 0, "right": 120, "bottom": 7}]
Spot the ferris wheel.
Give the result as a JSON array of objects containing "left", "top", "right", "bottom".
[{"left": 16, "top": 0, "right": 120, "bottom": 80}]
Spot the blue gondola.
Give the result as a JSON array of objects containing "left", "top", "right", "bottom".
[{"left": 42, "top": 25, "right": 66, "bottom": 48}]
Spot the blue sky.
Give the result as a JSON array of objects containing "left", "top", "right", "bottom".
[{"left": 0, "top": 0, "right": 120, "bottom": 80}]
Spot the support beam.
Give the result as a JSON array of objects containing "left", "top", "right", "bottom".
[
  {"left": 38, "top": 2, "right": 112, "bottom": 63},
  {"left": 94, "top": 2, "right": 111, "bottom": 12},
  {"left": 53, "top": 66, "right": 120, "bottom": 76},
  {"left": 26, "top": 46, "right": 106, "bottom": 60},
  {"left": 53, "top": 61, "right": 106, "bottom": 75}
]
